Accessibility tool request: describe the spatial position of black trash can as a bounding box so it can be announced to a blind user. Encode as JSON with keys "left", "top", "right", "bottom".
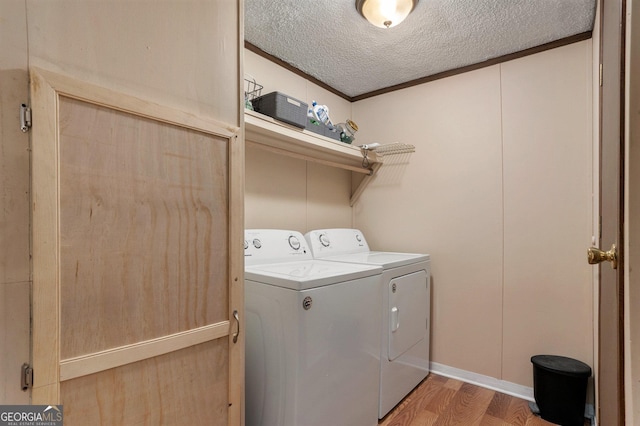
{"left": 531, "top": 355, "right": 591, "bottom": 426}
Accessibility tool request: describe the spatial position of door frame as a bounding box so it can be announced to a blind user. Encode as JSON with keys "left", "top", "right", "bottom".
{"left": 597, "top": 0, "right": 626, "bottom": 423}
{"left": 624, "top": 0, "right": 640, "bottom": 423}
{"left": 29, "top": 67, "right": 244, "bottom": 424}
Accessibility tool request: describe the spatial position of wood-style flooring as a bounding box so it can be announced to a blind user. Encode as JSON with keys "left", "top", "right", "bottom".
{"left": 379, "top": 373, "right": 589, "bottom": 426}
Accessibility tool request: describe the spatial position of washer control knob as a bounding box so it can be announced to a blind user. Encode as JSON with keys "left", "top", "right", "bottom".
{"left": 243, "top": 240, "right": 248, "bottom": 250}
{"left": 288, "top": 235, "right": 301, "bottom": 250}
{"left": 252, "top": 238, "right": 262, "bottom": 249}
{"left": 355, "top": 233, "right": 362, "bottom": 243}
{"left": 319, "top": 233, "right": 330, "bottom": 247}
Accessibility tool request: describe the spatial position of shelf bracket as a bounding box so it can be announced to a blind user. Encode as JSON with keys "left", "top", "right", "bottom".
{"left": 350, "top": 162, "right": 382, "bottom": 206}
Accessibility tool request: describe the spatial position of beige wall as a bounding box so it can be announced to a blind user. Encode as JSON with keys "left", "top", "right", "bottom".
{"left": 353, "top": 65, "right": 506, "bottom": 379}
{"left": 352, "top": 41, "right": 594, "bottom": 387}
{"left": 1, "top": 0, "right": 240, "bottom": 404}
{"left": 27, "top": 1, "right": 240, "bottom": 125}
{"left": 0, "top": 0, "right": 30, "bottom": 405}
{"left": 244, "top": 50, "right": 354, "bottom": 231}
{"left": 500, "top": 42, "right": 594, "bottom": 386}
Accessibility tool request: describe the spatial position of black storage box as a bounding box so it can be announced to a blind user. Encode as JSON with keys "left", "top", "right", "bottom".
{"left": 531, "top": 355, "right": 591, "bottom": 426}
{"left": 252, "top": 92, "right": 308, "bottom": 129}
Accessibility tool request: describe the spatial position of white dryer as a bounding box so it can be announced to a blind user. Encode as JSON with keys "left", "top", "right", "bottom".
{"left": 304, "top": 228, "right": 431, "bottom": 419}
{"left": 244, "top": 229, "right": 383, "bottom": 426}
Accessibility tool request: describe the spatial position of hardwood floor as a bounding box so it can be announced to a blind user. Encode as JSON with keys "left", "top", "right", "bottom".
{"left": 379, "top": 373, "right": 589, "bottom": 426}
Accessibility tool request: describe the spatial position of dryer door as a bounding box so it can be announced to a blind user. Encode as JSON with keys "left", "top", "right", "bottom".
{"left": 388, "top": 270, "right": 429, "bottom": 361}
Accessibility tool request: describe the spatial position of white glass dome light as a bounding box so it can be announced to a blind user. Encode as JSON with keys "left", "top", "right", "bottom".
{"left": 356, "top": 0, "right": 418, "bottom": 29}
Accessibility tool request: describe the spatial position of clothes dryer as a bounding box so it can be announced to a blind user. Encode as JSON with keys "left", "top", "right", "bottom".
{"left": 305, "top": 228, "right": 431, "bottom": 419}
{"left": 244, "top": 229, "right": 383, "bottom": 426}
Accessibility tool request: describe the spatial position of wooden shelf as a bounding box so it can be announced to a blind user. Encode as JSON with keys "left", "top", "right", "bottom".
{"left": 244, "top": 109, "right": 380, "bottom": 174}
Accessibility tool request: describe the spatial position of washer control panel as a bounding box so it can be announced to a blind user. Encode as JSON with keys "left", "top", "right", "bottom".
{"left": 304, "top": 228, "right": 370, "bottom": 258}
{"left": 244, "top": 229, "right": 312, "bottom": 265}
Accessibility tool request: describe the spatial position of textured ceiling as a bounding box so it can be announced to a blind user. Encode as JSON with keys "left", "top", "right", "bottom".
{"left": 245, "top": 0, "right": 597, "bottom": 99}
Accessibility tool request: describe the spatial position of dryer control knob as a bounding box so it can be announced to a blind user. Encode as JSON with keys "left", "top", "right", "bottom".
{"left": 252, "top": 238, "right": 262, "bottom": 249}
{"left": 319, "top": 233, "right": 330, "bottom": 247}
{"left": 288, "top": 235, "right": 301, "bottom": 250}
{"left": 243, "top": 240, "right": 248, "bottom": 250}
{"left": 355, "top": 234, "right": 362, "bottom": 242}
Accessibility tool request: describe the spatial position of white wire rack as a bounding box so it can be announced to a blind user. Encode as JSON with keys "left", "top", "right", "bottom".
{"left": 372, "top": 142, "right": 415, "bottom": 155}
{"left": 359, "top": 142, "right": 415, "bottom": 167}
{"left": 244, "top": 74, "right": 263, "bottom": 109}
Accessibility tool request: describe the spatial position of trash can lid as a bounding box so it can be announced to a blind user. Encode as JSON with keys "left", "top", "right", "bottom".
{"left": 531, "top": 355, "right": 592, "bottom": 378}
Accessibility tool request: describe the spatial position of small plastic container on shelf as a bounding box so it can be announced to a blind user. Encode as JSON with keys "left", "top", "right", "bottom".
{"left": 309, "top": 101, "right": 334, "bottom": 129}
{"left": 336, "top": 119, "right": 358, "bottom": 144}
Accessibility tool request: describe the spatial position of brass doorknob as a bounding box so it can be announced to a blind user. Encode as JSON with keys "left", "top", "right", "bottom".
{"left": 587, "top": 244, "right": 617, "bottom": 269}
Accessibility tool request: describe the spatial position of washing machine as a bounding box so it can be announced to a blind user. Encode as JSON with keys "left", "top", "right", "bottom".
{"left": 304, "top": 228, "right": 431, "bottom": 419}
{"left": 244, "top": 229, "right": 383, "bottom": 426}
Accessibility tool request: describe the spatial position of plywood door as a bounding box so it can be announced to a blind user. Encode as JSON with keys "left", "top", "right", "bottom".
{"left": 30, "top": 68, "right": 243, "bottom": 425}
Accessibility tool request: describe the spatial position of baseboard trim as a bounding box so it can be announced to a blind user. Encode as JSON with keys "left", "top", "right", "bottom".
{"left": 429, "top": 363, "right": 596, "bottom": 425}
{"left": 429, "top": 362, "right": 535, "bottom": 402}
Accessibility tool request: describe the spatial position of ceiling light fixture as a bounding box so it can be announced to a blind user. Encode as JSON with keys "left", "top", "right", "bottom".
{"left": 355, "top": 0, "right": 418, "bottom": 29}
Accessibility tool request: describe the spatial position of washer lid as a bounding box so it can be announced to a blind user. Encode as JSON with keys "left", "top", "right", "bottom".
{"left": 321, "top": 251, "right": 430, "bottom": 269}
{"left": 245, "top": 259, "right": 382, "bottom": 290}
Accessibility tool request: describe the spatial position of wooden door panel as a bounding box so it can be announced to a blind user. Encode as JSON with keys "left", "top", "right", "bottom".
{"left": 60, "top": 339, "right": 228, "bottom": 425}
{"left": 58, "top": 96, "right": 229, "bottom": 358}
{"left": 30, "top": 68, "right": 243, "bottom": 425}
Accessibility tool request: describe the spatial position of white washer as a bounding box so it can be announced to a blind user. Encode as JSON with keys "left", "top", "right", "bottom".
{"left": 304, "top": 228, "right": 431, "bottom": 419}
{"left": 244, "top": 229, "right": 383, "bottom": 426}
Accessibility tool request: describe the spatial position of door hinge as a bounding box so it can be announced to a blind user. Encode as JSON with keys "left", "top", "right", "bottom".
{"left": 599, "top": 63, "right": 603, "bottom": 87}
{"left": 599, "top": 215, "right": 602, "bottom": 240}
{"left": 21, "top": 363, "right": 33, "bottom": 391}
{"left": 20, "top": 104, "right": 32, "bottom": 133}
